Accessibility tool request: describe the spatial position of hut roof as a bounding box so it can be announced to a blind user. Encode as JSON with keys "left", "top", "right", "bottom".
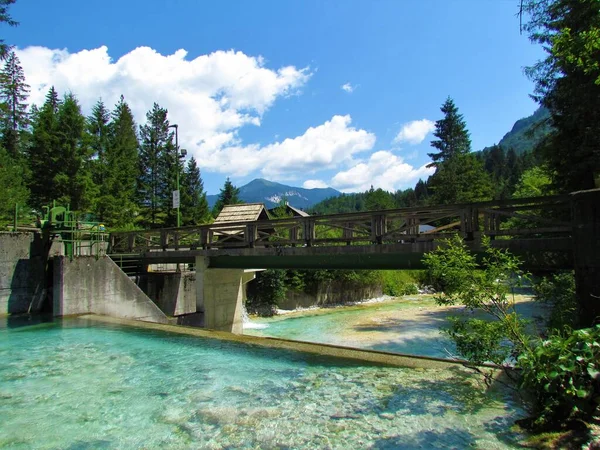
{"left": 213, "top": 203, "right": 269, "bottom": 224}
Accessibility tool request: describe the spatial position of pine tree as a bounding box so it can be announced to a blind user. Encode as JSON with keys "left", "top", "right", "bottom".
{"left": 212, "top": 177, "right": 241, "bottom": 217}
{"left": 96, "top": 95, "right": 139, "bottom": 227}
{"left": 0, "top": 0, "right": 17, "bottom": 60}
{"left": 87, "top": 100, "right": 110, "bottom": 191}
{"left": 427, "top": 97, "right": 471, "bottom": 168}
{"left": 138, "top": 103, "right": 176, "bottom": 227}
{"left": 0, "top": 50, "right": 29, "bottom": 158}
{"left": 54, "top": 92, "right": 94, "bottom": 211}
{"left": 28, "top": 87, "right": 60, "bottom": 208}
{"left": 180, "top": 156, "right": 210, "bottom": 225}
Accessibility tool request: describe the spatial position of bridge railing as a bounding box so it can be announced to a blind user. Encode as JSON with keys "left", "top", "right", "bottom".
{"left": 108, "top": 194, "right": 572, "bottom": 254}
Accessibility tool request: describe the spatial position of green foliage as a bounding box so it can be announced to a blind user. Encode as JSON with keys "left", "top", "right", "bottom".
{"left": 0, "top": 50, "right": 29, "bottom": 158}
{"left": 423, "top": 234, "right": 600, "bottom": 429}
{"left": 428, "top": 153, "right": 493, "bottom": 205}
{"left": 427, "top": 97, "right": 471, "bottom": 169}
{"left": 137, "top": 103, "right": 178, "bottom": 227}
{"left": 534, "top": 272, "right": 578, "bottom": 333}
{"left": 0, "top": 0, "right": 17, "bottom": 60}
{"left": 98, "top": 95, "right": 140, "bottom": 228}
{"left": 180, "top": 156, "right": 210, "bottom": 225}
{"left": 380, "top": 270, "right": 421, "bottom": 296}
{"left": 517, "top": 326, "right": 600, "bottom": 429}
{"left": 524, "top": 0, "right": 600, "bottom": 191}
{"left": 246, "top": 269, "right": 287, "bottom": 316}
{"left": 512, "top": 166, "right": 553, "bottom": 199}
{"left": 0, "top": 144, "right": 27, "bottom": 224}
{"left": 212, "top": 177, "right": 242, "bottom": 217}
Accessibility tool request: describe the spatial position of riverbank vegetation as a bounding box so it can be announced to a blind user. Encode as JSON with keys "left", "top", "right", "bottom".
{"left": 423, "top": 235, "right": 599, "bottom": 437}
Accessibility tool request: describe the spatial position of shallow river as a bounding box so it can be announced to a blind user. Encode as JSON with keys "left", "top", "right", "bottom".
{"left": 0, "top": 316, "right": 527, "bottom": 449}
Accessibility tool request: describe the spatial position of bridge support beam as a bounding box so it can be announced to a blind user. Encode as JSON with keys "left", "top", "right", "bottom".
{"left": 572, "top": 189, "right": 600, "bottom": 326}
{"left": 195, "top": 256, "right": 255, "bottom": 334}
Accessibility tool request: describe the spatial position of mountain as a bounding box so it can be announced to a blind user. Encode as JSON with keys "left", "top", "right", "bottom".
{"left": 487, "top": 106, "right": 552, "bottom": 154}
{"left": 207, "top": 178, "right": 341, "bottom": 210}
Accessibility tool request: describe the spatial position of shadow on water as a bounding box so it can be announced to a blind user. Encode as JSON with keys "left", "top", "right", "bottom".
{"left": 344, "top": 366, "right": 527, "bottom": 446}
{"left": 65, "top": 440, "right": 112, "bottom": 450}
{"left": 371, "top": 428, "right": 478, "bottom": 450}
{"left": 0, "top": 313, "right": 55, "bottom": 330}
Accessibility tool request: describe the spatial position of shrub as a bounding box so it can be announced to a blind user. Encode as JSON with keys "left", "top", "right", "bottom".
{"left": 534, "top": 272, "right": 579, "bottom": 333}
{"left": 246, "top": 269, "right": 287, "bottom": 316}
{"left": 517, "top": 326, "right": 600, "bottom": 429}
{"left": 422, "top": 235, "right": 600, "bottom": 430}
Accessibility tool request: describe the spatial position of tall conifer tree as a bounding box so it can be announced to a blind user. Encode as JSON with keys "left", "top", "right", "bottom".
{"left": 180, "top": 156, "right": 210, "bottom": 225}
{"left": 28, "top": 87, "right": 60, "bottom": 208}
{"left": 138, "top": 103, "right": 176, "bottom": 227}
{"left": 427, "top": 97, "right": 471, "bottom": 168}
{"left": 212, "top": 177, "right": 241, "bottom": 217}
{"left": 0, "top": 50, "right": 29, "bottom": 158}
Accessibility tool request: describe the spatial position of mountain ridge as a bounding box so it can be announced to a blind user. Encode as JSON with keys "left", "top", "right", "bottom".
{"left": 207, "top": 178, "right": 341, "bottom": 210}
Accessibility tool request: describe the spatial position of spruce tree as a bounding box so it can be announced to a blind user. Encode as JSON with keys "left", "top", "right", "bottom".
{"left": 0, "top": 50, "right": 29, "bottom": 158}
{"left": 0, "top": 144, "right": 27, "bottom": 223}
{"left": 28, "top": 87, "right": 60, "bottom": 208}
{"left": 427, "top": 97, "right": 471, "bottom": 168}
{"left": 96, "top": 95, "right": 139, "bottom": 227}
{"left": 212, "top": 177, "right": 241, "bottom": 217}
{"left": 54, "top": 92, "right": 94, "bottom": 211}
{"left": 138, "top": 103, "right": 176, "bottom": 227}
{"left": 87, "top": 100, "right": 110, "bottom": 191}
{"left": 180, "top": 156, "right": 210, "bottom": 225}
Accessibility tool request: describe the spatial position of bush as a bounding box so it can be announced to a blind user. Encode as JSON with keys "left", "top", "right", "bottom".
{"left": 422, "top": 235, "right": 600, "bottom": 430}
{"left": 246, "top": 269, "right": 287, "bottom": 317}
{"left": 534, "top": 272, "right": 578, "bottom": 333}
{"left": 518, "top": 326, "right": 600, "bottom": 429}
{"left": 380, "top": 270, "right": 422, "bottom": 296}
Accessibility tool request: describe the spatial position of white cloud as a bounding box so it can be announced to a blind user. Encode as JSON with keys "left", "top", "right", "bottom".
{"left": 17, "top": 44, "right": 311, "bottom": 164}
{"left": 198, "top": 114, "right": 376, "bottom": 177}
{"left": 341, "top": 82, "right": 354, "bottom": 93}
{"left": 393, "top": 119, "right": 435, "bottom": 145}
{"left": 302, "top": 179, "right": 328, "bottom": 189}
{"left": 331, "top": 151, "right": 434, "bottom": 192}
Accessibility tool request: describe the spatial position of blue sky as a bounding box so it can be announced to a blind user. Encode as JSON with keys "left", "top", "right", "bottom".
{"left": 5, "top": 0, "right": 544, "bottom": 194}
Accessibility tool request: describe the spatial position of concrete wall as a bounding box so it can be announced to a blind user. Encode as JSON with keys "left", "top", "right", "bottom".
{"left": 137, "top": 272, "right": 196, "bottom": 316}
{"left": 279, "top": 281, "right": 383, "bottom": 310}
{"left": 0, "top": 232, "right": 46, "bottom": 315}
{"left": 53, "top": 256, "right": 168, "bottom": 324}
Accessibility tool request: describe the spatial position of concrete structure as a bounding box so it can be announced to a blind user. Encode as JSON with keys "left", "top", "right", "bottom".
{"left": 137, "top": 271, "right": 196, "bottom": 316}
{"left": 195, "top": 256, "right": 256, "bottom": 334}
{"left": 0, "top": 232, "right": 48, "bottom": 315}
{"left": 53, "top": 256, "right": 168, "bottom": 324}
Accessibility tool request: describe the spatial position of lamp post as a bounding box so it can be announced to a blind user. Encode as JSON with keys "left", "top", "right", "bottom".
{"left": 168, "top": 124, "right": 180, "bottom": 228}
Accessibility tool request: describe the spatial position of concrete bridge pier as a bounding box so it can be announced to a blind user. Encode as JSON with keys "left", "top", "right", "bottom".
{"left": 195, "top": 256, "right": 257, "bottom": 334}
{"left": 572, "top": 189, "right": 600, "bottom": 326}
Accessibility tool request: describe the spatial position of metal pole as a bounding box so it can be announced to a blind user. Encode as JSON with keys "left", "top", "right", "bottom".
{"left": 169, "top": 124, "right": 180, "bottom": 228}
{"left": 175, "top": 124, "right": 180, "bottom": 228}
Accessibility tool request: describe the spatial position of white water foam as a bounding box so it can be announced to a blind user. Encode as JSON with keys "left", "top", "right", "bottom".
{"left": 241, "top": 305, "right": 268, "bottom": 330}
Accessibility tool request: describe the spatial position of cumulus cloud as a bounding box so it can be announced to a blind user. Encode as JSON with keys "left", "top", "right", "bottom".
{"left": 198, "top": 114, "right": 376, "bottom": 177}
{"left": 302, "top": 179, "right": 328, "bottom": 189}
{"left": 341, "top": 82, "right": 354, "bottom": 93}
{"left": 17, "top": 44, "right": 311, "bottom": 166}
{"left": 393, "top": 119, "right": 435, "bottom": 145}
{"left": 331, "top": 151, "right": 434, "bottom": 192}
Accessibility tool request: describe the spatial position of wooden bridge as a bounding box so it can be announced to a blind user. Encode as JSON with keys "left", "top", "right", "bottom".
{"left": 109, "top": 193, "right": 575, "bottom": 270}
{"left": 107, "top": 189, "right": 599, "bottom": 326}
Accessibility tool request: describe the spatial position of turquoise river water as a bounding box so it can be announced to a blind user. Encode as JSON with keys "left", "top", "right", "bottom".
{"left": 0, "top": 316, "right": 526, "bottom": 449}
